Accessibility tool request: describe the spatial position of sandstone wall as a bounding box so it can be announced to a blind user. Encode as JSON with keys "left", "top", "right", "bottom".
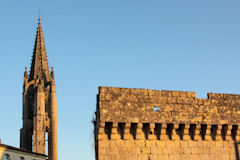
{"left": 98, "top": 139, "right": 238, "bottom": 160}
{"left": 95, "top": 87, "right": 240, "bottom": 160}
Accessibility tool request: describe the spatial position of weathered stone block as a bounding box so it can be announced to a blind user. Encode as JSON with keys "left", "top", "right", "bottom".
{"left": 134, "top": 140, "right": 145, "bottom": 147}
{"left": 158, "top": 154, "right": 169, "bottom": 160}
{"left": 180, "top": 154, "right": 190, "bottom": 160}
{"left": 106, "top": 147, "right": 118, "bottom": 155}
{"left": 191, "top": 147, "right": 202, "bottom": 154}
{"left": 146, "top": 140, "right": 156, "bottom": 147}
{"left": 162, "top": 147, "right": 172, "bottom": 154}
{"left": 137, "top": 154, "right": 148, "bottom": 160}
{"left": 148, "top": 154, "right": 159, "bottom": 160}
{"left": 155, "top": 141, "right": 165, "bottom": 148}
{"left": 183, "top": 147, "right": 191, "bottom": 154}
{"left": 173, "top": 147, "right": 184, "bottom": 154}
{"left": 215, "top": 141, "right": 223, "bottom": 147}
{"left": 115, "top": 139, "right": 124, "bottom": 147}
{"left": 188, "top": 141, "right": 198, "bottom": 148}
{"left": 201, "top": 147, "right": 210, "bottom": 154}
{"left": 180, "top": 141, "right": 188, "bottom": 147}
{"left": 169, "top": 154, "right": 181, "bottom": 160}
{"left": 150, "top": 147, "right": 162, "bottom": 154}
{"left": 128, "top": 154, "right": 138, "bottom": 160}
{"left": 140, "top": 146, "right": 151, "bottom": 154}
{"left": 189, "top": 154, "right": 201, "bottom": 160}
{"left": 229, "top": 154, "right": 236, "bottom": 160}
{"left": 124, "top": 140, "right": 134, "bottom": 147}
{"left": 220, "top": 154, "right": 230, "bottom": 160}
{"left": 170, "top": 141, "right": 180, "bottom": 148}
{"left": 131, "top": 146, "right": 141, "bottom": 154}
{"left": 200, "top": 154, "right": 209, "bottom": 160}
{"left": 209, "top": 154, "right": 220, "bottom": 160}
{"left": 98, "top": 140, "right": 109, "bottom": 147}
{"left": 109, "top": 140, "right": 115, "bottom": 147}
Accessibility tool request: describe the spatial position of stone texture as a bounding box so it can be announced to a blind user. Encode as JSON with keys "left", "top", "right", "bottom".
{"left": 95, "top": 86, "right": 240, "bottom": 160}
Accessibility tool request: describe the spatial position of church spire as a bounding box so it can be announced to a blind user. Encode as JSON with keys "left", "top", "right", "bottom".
{"left": 30, "top": 16, "right": 50, "bottom": 82}
{"left": 21, "top": 17, "right": 58, "bottom": 160}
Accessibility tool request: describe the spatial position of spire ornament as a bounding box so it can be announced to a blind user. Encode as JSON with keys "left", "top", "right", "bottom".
{"left": 30, "top": 16, "right": 50, "bottom": 82}
{"left": 51, "top": 67, "right": 55, "bottom": 79}
{"left": 24, "top": 67, "right": 28, "bottom": 79}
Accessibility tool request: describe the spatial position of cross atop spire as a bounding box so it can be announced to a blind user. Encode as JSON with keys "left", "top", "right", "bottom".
{"left": 30, "top": 16, "right": 50, "bottom": 82}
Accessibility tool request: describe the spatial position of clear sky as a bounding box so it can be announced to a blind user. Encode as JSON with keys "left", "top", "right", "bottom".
{"left": 1, "top": 0, "right": 240, "bottom": 159}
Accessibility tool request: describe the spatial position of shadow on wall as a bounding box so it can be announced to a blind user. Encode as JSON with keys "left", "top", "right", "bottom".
{"left": 235, "top": 141, "right": 240, "bottom": 160}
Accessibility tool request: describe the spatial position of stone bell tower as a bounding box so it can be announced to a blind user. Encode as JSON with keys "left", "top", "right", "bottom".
{"left": 20, "top": 17, "right": 58, "bottom": 160}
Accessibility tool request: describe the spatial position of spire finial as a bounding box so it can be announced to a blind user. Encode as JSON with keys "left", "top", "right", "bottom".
{"left": 30, "top": 15, "right": 50, "bottom": 82}
{"left": 38, "top": 15, "right": 41, "bottom": 24}
{"left": 38, "top": 10, "right": 41, "bottom": 21}
{"left": 24, "top": 67, "right": 28, "bottom": 79}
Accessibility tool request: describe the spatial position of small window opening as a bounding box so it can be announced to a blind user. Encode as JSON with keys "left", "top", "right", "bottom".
{"left": 153, "top": 107, "right": 159, "bottom": 111}
{"left": 166, "top": 123, "right": 174, "bottom": 140}
{"left": 4, "top": 154, "right": 10, "bottom": 160}
{"left": 201, "top": 124, "right": 207, "bottom": 140}
{"left": 176, "top": 124, "right": 185, "bottom": 140}
{"left": 130, "top": 123, "right": 137, "bottom": 139}
{"left": 221, "top": 124, "right": 228, "bottom": 140}
{"left": 143, "top": 123, "right": 150, "bottom": 139}
{"left": 189, "top": 124, "right": 196, "bottom": 140}
{"left": 19, "top": 157, "right": 25, "bottom": 160}
{"left": 104, "top": 122, "right": 113, "bottom": 140}
{"left": 117, "top": 123, "right": 125, "bottom": 139}
{"left": 154, "top": 123, "right": 162, "bottom": 140}
{"left": 232, "top": 125, "right": 238, "bottom": 141}
{"left": 211, "top": 125, "right": 218, "bottom": 140}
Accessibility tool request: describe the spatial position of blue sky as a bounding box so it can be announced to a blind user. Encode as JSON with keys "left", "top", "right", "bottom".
{"left": 1, "top": 0, "right": 240, "bottom": 159}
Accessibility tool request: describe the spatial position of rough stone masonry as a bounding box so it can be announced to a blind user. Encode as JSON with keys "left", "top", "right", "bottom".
{"left": 94, "top": 86, "right": 240, "bottom": 160}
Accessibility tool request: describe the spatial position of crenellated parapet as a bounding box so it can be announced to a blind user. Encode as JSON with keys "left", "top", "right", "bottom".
{"left": 98, "top": 86, "right": 240, "bottom": 125}
{"left": 97, "top": 122, "right": 240, "bottom": 142}
{"left": 95, "top": 86, "right": 240, "bottom": 160}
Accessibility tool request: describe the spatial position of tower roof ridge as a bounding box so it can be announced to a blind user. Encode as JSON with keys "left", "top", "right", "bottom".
{"left": 30, "top": 16, "right": 50, "bottom": 82}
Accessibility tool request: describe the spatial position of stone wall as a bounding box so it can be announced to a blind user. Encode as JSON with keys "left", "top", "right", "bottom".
{"left": 95, "top": 87, "right": 240, "bottom": 160}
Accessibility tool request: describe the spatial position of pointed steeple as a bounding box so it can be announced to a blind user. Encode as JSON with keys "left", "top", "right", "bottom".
{"left": 30, "top": 16, "right": 50, "bottom": 82}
